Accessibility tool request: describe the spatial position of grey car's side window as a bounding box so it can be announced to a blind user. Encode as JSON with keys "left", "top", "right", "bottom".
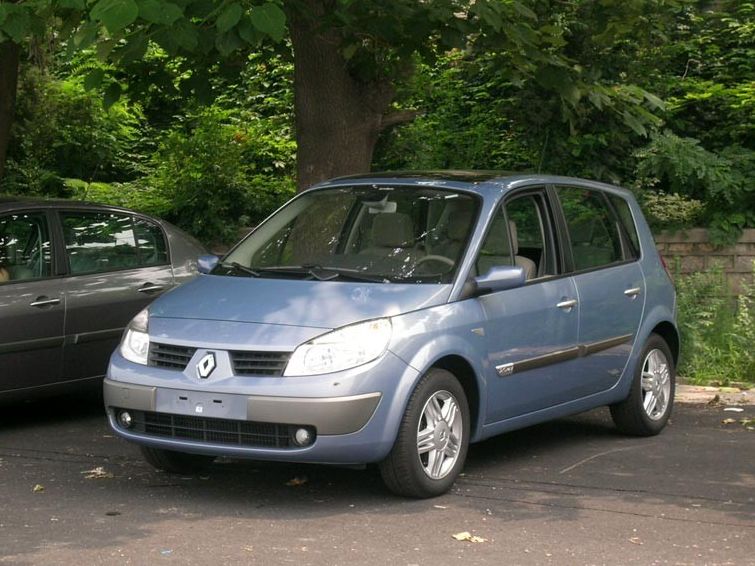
{"left": 134, "top": 218, "right": 169, "bottom": 266}
{"left": 62, "top": 212, "right": 139, "bottom": 274}
{"left": 0, "top": 212, "right": 53, "bottom": 284}
{"left": 557, "top": 186, "right": 624, "bottom": 271}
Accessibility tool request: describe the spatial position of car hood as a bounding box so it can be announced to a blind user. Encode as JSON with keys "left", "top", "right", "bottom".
{"left": 150, "top": 274, "right": 452, "bottom": 329}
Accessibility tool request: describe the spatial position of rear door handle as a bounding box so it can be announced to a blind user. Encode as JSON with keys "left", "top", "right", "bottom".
{"left": 624, "top": 287, "right": 642, "bottom": 298}
{"left": 138, "top": 283, "right": 164, "bottom": 294}
{"left": 556, "top": 299, "right": 578, "bottom": 310}
{"left": 30, "top": 296, "right": 61, "bottom": 308}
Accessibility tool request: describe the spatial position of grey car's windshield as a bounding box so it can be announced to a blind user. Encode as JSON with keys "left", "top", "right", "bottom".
{"left": 216, "top": 185, "right": 480, "bottom": 283}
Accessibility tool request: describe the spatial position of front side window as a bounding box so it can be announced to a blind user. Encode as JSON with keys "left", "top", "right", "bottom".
{"left": 219, "top": 186, "right": 481, "bottom": 284}
{"left": 62, "top": 212, "right": 139, "bottom": 274}
{"left": 557, "top": 186, "right": 624, "bottom": 271}
{"left": 0, "top": 212, "right": 52, "bottom": 283}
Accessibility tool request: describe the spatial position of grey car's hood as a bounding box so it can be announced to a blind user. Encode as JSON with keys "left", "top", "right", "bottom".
{"left": 149, "top": 274, "right": 451, "bottom": 329}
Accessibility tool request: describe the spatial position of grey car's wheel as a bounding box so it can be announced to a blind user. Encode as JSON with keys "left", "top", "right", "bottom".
{"left": 380, "top": 368, "right": 470, "bottom": 498}
{"left": 610, "top": 333, "right": 675, "bottom": 436}
{"left": 140, "top": 445, "right": 216, "bottom": 474}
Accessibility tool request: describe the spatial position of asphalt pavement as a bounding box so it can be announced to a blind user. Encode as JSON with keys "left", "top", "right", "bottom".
{"left": 0, "top": 391, "right": 753, "bottom": 565}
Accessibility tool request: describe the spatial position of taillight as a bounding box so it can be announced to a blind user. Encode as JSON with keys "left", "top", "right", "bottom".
{"left": 660, "top": 254, "right": 674, "bottom": 285}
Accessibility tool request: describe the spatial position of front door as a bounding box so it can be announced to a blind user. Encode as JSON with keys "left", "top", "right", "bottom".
{"left": 477, "top": 190, "right": 582, "bottom": 422}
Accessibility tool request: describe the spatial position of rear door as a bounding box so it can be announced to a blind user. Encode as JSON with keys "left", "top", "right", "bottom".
{"left": 57, "top": 209, "right": 174, "bottom": 380}
{"left": 0, "top": 210, "right": 64, "bottom": 392}
{"left": 554, "top": 185, "right": 645, "bottom": 396}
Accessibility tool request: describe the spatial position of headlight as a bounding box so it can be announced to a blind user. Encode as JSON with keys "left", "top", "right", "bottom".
{"left": 284, "top": 318, "right": 392, "bottom": 376}
{"left": 120, "top": 308, "right": 150, "bottom": 365}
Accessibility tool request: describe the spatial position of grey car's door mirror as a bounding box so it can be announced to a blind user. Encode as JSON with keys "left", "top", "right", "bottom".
{"left": 197, "top": 254, "right": 219, "bottom": 274}
{"left": 473, "top": 265, "right": 526, "bottom": 295}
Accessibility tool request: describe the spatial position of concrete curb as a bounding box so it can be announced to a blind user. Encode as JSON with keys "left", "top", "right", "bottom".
{"left": 676, "top": 384, "right": 754, "bottom": 406}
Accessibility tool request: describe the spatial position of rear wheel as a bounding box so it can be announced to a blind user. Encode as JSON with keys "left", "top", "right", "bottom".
{"left": 610, "top": 333, "right": 675, "bottom": 436}
{"left": 380, "top": 368, "right": 470, "bottom": 498}
{"left": 140, "top": 446, "right": 216, "bottom": 474}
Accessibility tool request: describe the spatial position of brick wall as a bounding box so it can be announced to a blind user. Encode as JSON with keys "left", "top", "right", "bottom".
{"left": 655, "top": 229, "right": 755, "bottom": 294}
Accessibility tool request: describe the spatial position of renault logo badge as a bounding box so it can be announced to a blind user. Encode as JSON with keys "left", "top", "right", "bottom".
{"left": 196, "top": 352, "right": 216, "bottom": 379}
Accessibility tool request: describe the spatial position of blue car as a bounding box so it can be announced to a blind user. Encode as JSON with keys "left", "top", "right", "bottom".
{"left": 105, "top": 172, "right": 678, "bottom": 498}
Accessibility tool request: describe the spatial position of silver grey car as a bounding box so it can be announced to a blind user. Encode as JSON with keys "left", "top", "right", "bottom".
{"left": 0, "top": 197, "right": 206, "bottom": 400}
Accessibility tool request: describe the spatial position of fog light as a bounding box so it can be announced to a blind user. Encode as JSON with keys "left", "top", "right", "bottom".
{"left": 118, "top": 410, "right": 133, "bottom": 429}
{"left": 293, "top": 427, "right": 313, "bottom": 447}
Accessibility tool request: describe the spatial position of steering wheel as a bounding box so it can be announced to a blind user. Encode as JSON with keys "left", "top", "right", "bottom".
{"left": 416, "top": 254, "right": 455, "bottom": 268}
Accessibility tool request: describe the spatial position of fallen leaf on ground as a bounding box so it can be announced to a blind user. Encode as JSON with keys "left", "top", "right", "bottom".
{"left": 452, "top": 531, "right": 487, "bottom": 543}
{"left": 433, "top": 505, "right": 447, "bottom": 510}
{"left": 285, "top": 476, "right": 308, "bottom": 487}
{"left": 629, "top": 537, "right": 643, "bottom": 545}
{"left": 721, "top": 418, "right": 737, "bottom": 425}
{"left": 81, "top": 466, "right": 114, "bottom": 479}
{"left": 32, "top": 484, "right": 45, "bottom": 493}
{"left": 723, "top": 407, "right": 744, "bottom": 412}
{"left": 740, "top": 418, "right": 755, "bottom": 427}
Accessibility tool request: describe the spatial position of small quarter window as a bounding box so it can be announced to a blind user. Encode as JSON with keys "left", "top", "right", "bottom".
{"left": 557, "top": 187, "right": 624, "bottom": 271}
{"left": 608, "top": 194, "right": 640, "bottom": 259}
{"left": 134, "top": 218, "right": 169, "bottom": 266}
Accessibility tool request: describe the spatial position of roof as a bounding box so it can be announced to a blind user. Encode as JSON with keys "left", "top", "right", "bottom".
{"left": 314, "top": 171, "right": 633, "bottom": 199}
{"left": 0, "top": 194, "right": 133, "bottom": 213}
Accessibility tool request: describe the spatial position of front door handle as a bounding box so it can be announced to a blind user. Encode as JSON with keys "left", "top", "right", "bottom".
{"left": 624, "top": 287, "right": 642, "bottom": 298}
{"left": 30, "top": 296, "right": 61, "bottom": 308}
{"left": 556, "top": 299, "right": 578, "bottom": 310}
{"left": 138, "top": 283, "right": 164, "bottom": 294}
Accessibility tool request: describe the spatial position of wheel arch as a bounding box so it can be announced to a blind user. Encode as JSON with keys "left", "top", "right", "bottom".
{"left": 650, "top": 321, "right": 680, "bottom": 367}
{"left": 429, "top": 354, "right": 482, "bottom": 441}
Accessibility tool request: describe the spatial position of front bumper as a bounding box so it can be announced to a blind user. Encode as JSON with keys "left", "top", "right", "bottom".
{"left": 105, "top": 349, "right": 420, "bottom": 464}
{"left": 104, "top": 378, "right": 381, "bottom": 435}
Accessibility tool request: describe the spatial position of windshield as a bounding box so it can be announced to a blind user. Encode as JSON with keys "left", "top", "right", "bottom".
{"left": 216, "top": 185, "right": 480, "bottom": 283}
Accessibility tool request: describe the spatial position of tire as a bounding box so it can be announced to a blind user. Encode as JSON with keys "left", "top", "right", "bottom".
{"left": 379, "top": 368, "right": 470, "bottom": 498}
{"left": 610, "top": 333, "right": 675, "bottom": 436}
{"left": 140, "top": 445, "right": 216, "bottom": 474}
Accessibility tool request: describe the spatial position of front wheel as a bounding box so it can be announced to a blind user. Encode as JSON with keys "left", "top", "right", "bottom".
{"left": 140, "top": 445, "right": 216, "bottom": 474}
{"left": 610, "top": 333, "right": 675, "bottom": 436}
{"left": 379, "top": 368, "right": 470, "bottom": 498}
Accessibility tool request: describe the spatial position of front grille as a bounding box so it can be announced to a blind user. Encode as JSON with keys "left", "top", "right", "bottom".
{"left": 230, "top": 351, "right": 290, "bottom": 376}
{"left": 149, "top": 343, "right": 196, "bottom": 370}
{"left": 119, "top": 409, "right": 312, "bottom": 449}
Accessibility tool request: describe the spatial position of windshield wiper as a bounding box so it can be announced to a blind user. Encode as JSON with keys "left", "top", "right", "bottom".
{"left": 217, "top": 261, "right": 260, "bottom": 277}
{"left": 256, "top": 265, "right": 389, "bottom": 283}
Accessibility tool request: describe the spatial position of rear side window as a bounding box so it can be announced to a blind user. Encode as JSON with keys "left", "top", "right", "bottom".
{"left": 62, "top": 212, "right": 168, "bottom": 274}
{"left": 556, "top": 187, "right": 624, "bottom": 271}
{"left": 0, "top": 212, "right": 52, "bottom": 283}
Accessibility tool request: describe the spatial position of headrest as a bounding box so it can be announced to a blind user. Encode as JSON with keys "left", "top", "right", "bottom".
{"left": 371, "top": 213, "right": 415, "bottom": 248}
{"left": 447, "top": 205, "right": 475, "bottom": 241}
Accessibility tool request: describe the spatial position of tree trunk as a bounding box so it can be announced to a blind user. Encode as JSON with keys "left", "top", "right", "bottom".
{"left": 288, "top": 1, "right": 396, "bottom": 191}
{"left": 0, "top": 40, "right": 20, "bottom": 182}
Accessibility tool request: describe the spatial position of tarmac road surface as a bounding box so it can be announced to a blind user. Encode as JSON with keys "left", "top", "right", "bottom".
{"left": 0, "top": 391, "right": 753, "bottom": 565}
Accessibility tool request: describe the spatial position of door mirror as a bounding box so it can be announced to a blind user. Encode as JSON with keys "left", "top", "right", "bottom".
{"left": 474, "top": 265, "right": 526, "bottom": 295}
{"left": 197, "top": 254, "right": 219, "bottom": 274}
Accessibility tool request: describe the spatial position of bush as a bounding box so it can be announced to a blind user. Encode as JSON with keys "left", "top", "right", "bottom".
{"left": 676, "top": 264, "right": 755, "bottom": 386}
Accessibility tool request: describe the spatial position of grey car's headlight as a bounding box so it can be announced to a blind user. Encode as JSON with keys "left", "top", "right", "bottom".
{"left": 284, "top": 318, "right": 392, "bottom": 376}
{"left": 120, "top": 308, "right": 150, "bottom": 365}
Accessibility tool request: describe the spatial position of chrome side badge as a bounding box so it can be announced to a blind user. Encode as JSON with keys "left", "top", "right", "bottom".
{"left": 196, "top": 352, "right": 216, "bottom": 379}
{"left": 496, "top": 363, "right": 514, "bottom": 377}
